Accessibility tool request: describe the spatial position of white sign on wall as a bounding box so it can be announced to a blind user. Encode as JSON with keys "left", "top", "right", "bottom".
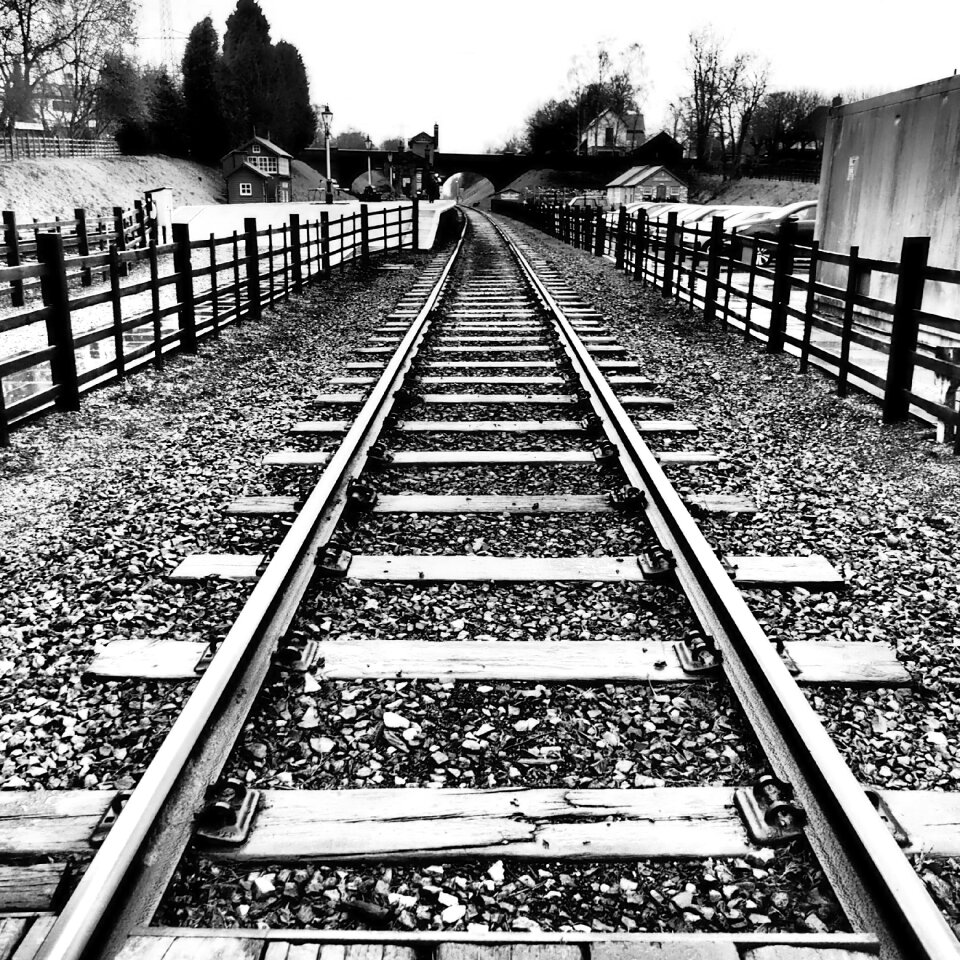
{"left": 847, "top": 156, "right": 860, "bottom": 181}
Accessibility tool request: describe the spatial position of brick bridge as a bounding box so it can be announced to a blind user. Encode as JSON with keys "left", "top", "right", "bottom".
{"left": 299, "top": 147, "right": 632, "bottom": 194}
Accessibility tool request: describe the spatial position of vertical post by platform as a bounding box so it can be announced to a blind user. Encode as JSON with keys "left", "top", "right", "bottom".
{"left": 75, "top": 207, "right": 91, "bottom": 286}
{"left": 172, "top": 222, "right": 198, "bottom": 352}
{"left": 3, "top": 210, "right": 24, "bottom": 307}
{"left": 320, "top": 212, "right": 331, "bottom": 275}
{"left": 836, "top": 246, "right": 861, "bottom": 396}
{"left": 614, "top": 205, "right": 627, "bottom": 270}
{"left": 883, "top": 236, "right": 930, "bottom": 423}
{"left": 360, "top": 203, "right": 370, "bottom": 266}
{"left": 37, "top": 232, "right": 80, "bottom": 411}
{"left": 113, "top": 206, "right": 129, "bottom": 277}
{"left": 662, "top": 212, "right": 678, "bottom": 296}
{"left": 289, "top": 214, "right": 303, "bottom": 291}
{"left": 243, "top": 217, "right": 262, "bottom": 322}
{"left": 702, "top": 216, "right": 725, "bottom": 324}
{"left": 0, "top": 377, "right": 9, "bottom": 446}
{"left": 411, "top": 198, "right": 420, "bottom": 251}
{"left": 766, "top": 220, "right": 796, "bottom": 354}
{"left": 799, "top": 240, "right": 820, "bottom": 373}
{"left": 108, "top": 244, "right": 125, "bottom": 376}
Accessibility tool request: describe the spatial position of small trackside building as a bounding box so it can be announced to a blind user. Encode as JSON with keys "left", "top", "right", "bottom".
{"left": 606, "top": 165, "right": 687, "bottom": 207}
{"left": 221, "top": 135, "right": 293, "bottom": 204}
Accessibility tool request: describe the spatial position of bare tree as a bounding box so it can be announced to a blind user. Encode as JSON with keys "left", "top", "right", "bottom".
{"left": 720, "top": 55, "right": 769, "bottom": 175}
{"left": 684, "top": 27, "right": 726, "bottom": 162}
{"left": 0, "top": 0, "right": 135, "bottom": 135}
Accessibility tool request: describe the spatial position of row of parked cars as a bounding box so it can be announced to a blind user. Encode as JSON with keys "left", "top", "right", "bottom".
{"left": 614, "top": 198, "right": 819, "bottom": 263}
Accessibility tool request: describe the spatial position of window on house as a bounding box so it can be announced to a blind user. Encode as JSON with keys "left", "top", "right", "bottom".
{"left": 239, "top": 182, "right": 253, "bottom": 196}
{"left": 248, "top": 155, "right": 278, "bottom": 174}
{"left": 251, "top": 144, "right": 261, "bottom": 153}
{"left": 669, "top": 186, "right": 680, "bottom": 198}
{"left": 604, "top": 126, "right": 614, "bottom": 147}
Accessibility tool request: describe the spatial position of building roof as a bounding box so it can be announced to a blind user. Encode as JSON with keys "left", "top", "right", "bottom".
{"left": 409, "top": 131, "right": 435, "bottom": 143}
{"left": 225, "top": 161, "right": 272, "bottom": 181}
{"left": 605, "top": 165, "right": 684, "bottom": 188}
{"left": 220, "top": 135, "right": 293, "bottom": 163}
{"left": 585, "top": 108, "right": 645, "bottom": 134}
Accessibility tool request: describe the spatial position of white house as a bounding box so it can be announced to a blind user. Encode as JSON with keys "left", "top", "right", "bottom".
{"left": 580, "top": 109, "right": 645, "bottom": 156}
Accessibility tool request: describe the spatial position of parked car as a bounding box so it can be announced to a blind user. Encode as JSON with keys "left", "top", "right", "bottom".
{"left": 567, "top": 195, "right": 609, "bottom": 210}
{"left": 734, "top": 200, "right": 818, "bottom": 263}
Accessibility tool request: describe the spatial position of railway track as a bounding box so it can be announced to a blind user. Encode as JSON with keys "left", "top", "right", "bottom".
{"left": 3, "top": 208, "right": 960, "bottom": 960}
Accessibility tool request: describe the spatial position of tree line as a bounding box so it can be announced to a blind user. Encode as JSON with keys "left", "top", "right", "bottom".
{"left": 0, "top": 0, "right": 316, "bottom": 161}
{"left": 507, "top": 31, "right": 829, "bottom": 174}
{"left": 669, "top": 28, "right": 826, "bottom": 173}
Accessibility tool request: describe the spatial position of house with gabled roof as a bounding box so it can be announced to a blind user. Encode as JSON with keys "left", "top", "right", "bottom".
{"left": 580, "top": 109, "right": 645, "bottom": 156}
{"left": 605, "top": 165, "right": 687, "bottom": 206}
{"left": 221, "top": 135, "right": 293, "bottom": 203}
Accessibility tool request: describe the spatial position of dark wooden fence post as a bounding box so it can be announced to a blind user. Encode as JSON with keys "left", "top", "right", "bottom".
{"left": 766, "top": 220, "right": 796, "bottom": 353}
{"left": 634, "top": 210, "right": 647, "bottom": 281}
{"left": 149, "top": 240, "right": 163, "bottom": 367}
{"left": 702, "top": 216, "right": 725, "bottom": 324}
{"left": 799, "top": 240, "right": 820, "bottom": 373}
{"left": 75, "top": 207, "right": 91, "bottom": 286}
{"left": 289, "top": 214, "right": 303, "bottom": 291}
{"left": 172, "top": 222, "right": 198, "bottom": 352}
{"left": 108, "top": 244, "right": 125, "bottom": 376}
{"left": 411, "top": 198, "right": 419, "bottom": 250}
{"left": 662, "top": 212, "right": 678, "bottom": 296}
{"left": 836, "top": 246, "right": 860, "bottom": 396}
{"left": 36, "top": 232, "right": 80, "bottom": 411}
{"left": 360, "top": 203, "right": 370, "bottom": 266}
{"left": 113, "top": 206, "right": 129, "bottom": 277}
{"left": 883, "top": 236, "right": 930, "bottom": 423}
{"left": 593, "top": 209, "right": 605, "bottom": 257}
{"left": 0, "top": 382, "right": 9, "bottom": 447}
{"left": 320, "top": 212, "right": 331, "bottom": 275}
{"left": 614, "top": 205, "right": 627, "bottom": 270}
{"left": 134, "top": 199, "right": 147, "bottom": 248}
{"left": 3, "top": 210, "right": 24, "bottom": 307}
{"left": 243, "top": 217, "right": 261, "bottom": 322}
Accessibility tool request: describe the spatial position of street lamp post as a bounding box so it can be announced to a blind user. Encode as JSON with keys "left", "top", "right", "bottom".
{"left": 320, "top": 103, "right": 333, "bottom": 204}
{"left": 364, "top": 135, "right": 373, "bottom": 193}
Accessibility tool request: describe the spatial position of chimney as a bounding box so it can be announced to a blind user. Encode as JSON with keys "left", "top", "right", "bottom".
{"left": 433, "top": 123, "right": 439, "bottom": 149}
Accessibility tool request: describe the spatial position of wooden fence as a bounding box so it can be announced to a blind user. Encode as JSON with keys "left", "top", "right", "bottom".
{"left": 0, "top": 135, "right": 120, "bottom": 162}
{"left": 2, "top": 204, "right": 147, "bottom": 306}
{"left": 0, "top": 202, "right": 416, "bottom": 444}
{"left": 493, "top": 200, "right": 960, "bottom": 453}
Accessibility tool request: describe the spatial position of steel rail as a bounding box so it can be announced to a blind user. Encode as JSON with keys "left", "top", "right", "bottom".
{"left": 484, "top": 211, "right": 960, "bottom": 960}
{"left": 37, "top": 215, "right": 469, "bottom": 960}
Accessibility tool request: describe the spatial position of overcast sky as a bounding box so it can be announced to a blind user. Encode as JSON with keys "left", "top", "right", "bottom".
{"left": 137, "top": 0, "right": 960, "bottom": 153}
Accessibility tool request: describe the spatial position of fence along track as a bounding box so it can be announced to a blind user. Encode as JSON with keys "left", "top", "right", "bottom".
{"left": 11, "top": 208, "right": 958, "bottom": 960}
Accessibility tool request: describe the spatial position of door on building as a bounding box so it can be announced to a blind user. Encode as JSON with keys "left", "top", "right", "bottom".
{"left": 278, "top": 184, "right": 289, "bottom": 203}
{"left": 656, "top": 183, "right": 666, "bottom": 200}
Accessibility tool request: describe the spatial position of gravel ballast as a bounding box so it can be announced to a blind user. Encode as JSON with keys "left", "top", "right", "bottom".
{"left": 4, "top": 210, "right": 960, "bottom": 938}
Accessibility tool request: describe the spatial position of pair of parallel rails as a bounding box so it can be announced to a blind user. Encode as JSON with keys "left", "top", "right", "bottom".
{"left": 2, "top": 209, "right": 958, "bottom": 960}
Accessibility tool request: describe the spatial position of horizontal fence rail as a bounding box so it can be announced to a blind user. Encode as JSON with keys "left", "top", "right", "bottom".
{"left": 491, "top": 199, "right": 960, "bottom": 454}
{"left": 0, "top": 202, "right": 416, "bottom": 444}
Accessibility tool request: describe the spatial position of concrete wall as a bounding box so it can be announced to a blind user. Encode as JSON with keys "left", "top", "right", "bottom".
{"left": 818, "top": 74, "right": 960, "bottom": 317}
